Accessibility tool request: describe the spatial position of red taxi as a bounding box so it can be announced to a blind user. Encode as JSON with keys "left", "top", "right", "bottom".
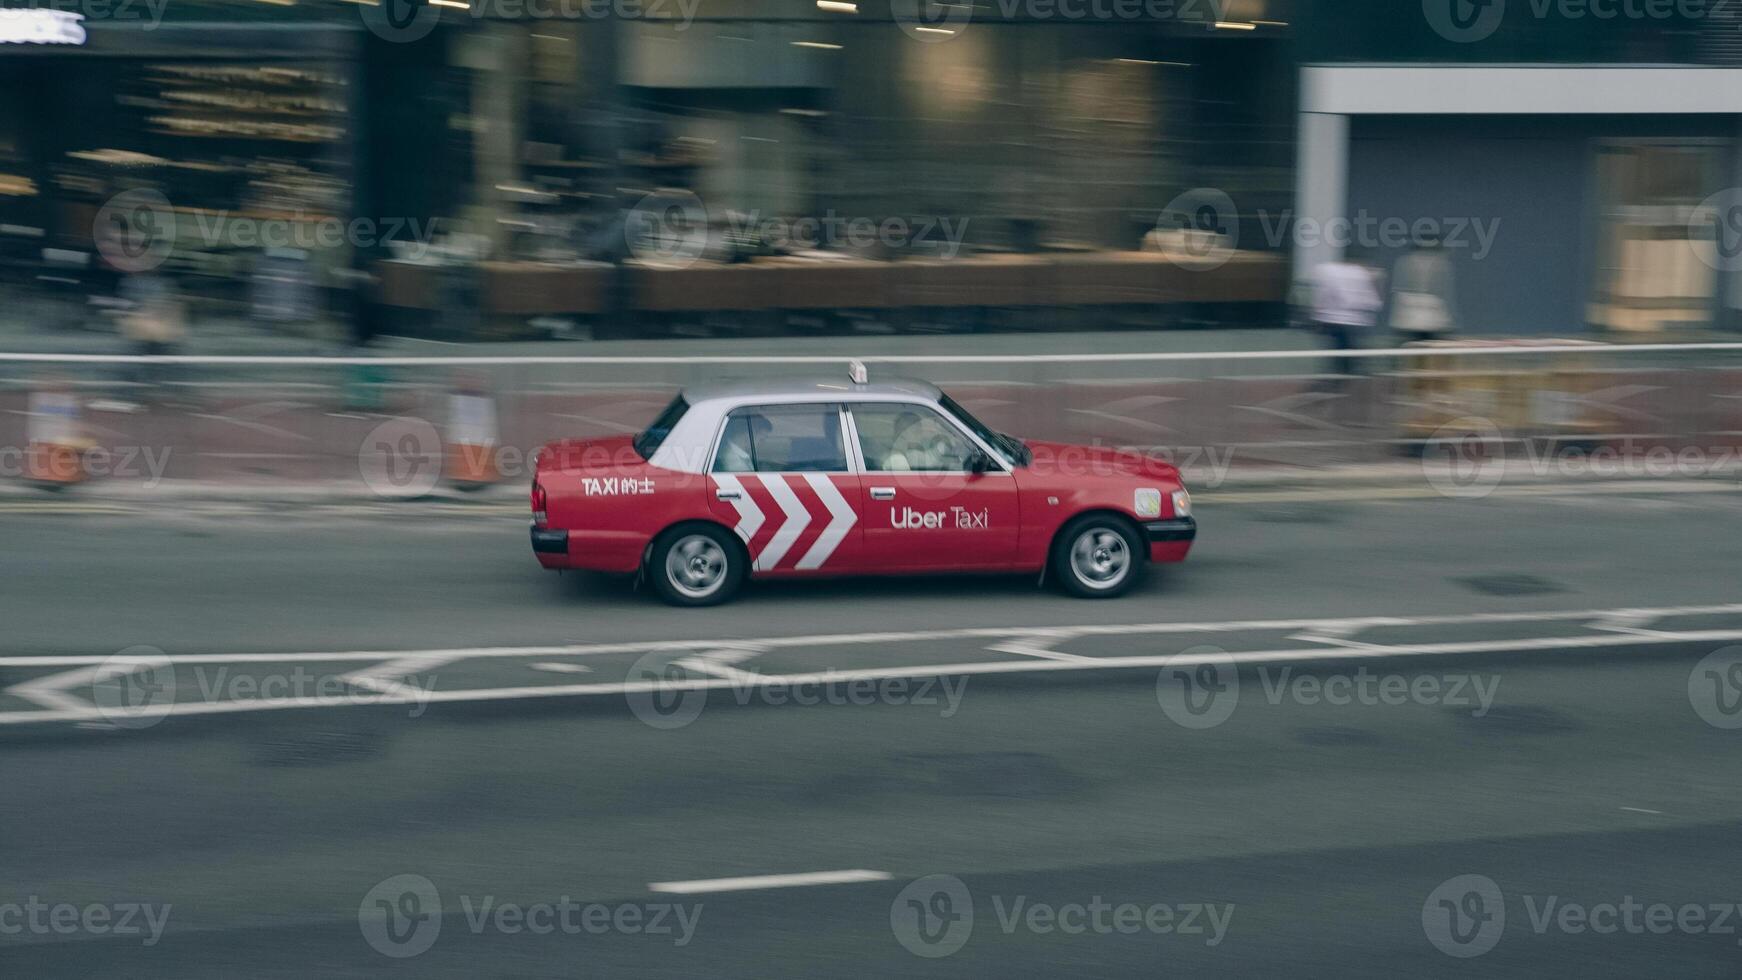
{"left": 530, "top": 374, "right": 1195, "bottom": 605}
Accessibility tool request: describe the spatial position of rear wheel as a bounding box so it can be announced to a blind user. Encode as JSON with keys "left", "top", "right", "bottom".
{"left": 649, "top": 525, "right": 746, "bottom": 606}
{"left": 1051, "top": 515, "right": 1145, "bottom": 598}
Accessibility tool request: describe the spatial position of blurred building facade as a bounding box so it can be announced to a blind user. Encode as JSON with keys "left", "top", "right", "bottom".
{"left": 0, "top": 0, "right": 1298, "bottom": 340}
{"left": 1297, "top": 0, "right": 1742, "bottom": 336}
{"left": 21, "top": 0, "right": 1742, "bottom": 340}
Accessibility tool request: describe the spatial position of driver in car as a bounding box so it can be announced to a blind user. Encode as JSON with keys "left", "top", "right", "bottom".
{"left": 886, "top": 411, "right": 961, "bottom": 471}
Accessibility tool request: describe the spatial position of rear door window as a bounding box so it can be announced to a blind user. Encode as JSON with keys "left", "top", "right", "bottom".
{"left": 712, "top": 404, "right": 848, "bottom": 473}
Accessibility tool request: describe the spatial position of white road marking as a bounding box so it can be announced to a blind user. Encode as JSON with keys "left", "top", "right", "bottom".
{"left": 530, "top": 662, "right": 594, "bottom": 674}
{"left": 5, "top": 603, "right": 1742, "bottom": 671}
{"left": 1619, "top": 807, "right": 1664, "bottom": 815}
{"left": 4, "top": 603, "right": 1742, "bottom": 726}
{"left": 754, "top": 475, "right": 810, "bottom": 571}
{"left": 986, "top": 638, "right": 1095, "bottom": 663}
{"left": 340, "top": 654, "right": 465, "bottom": 698}
{"left": 795, "top": 473, "right": 856, "bottom": 570}
{"left": 649, "top": 870, "right": 891, "bottom": 894}
{"left": 670, "top": 647, "right": 764, "bottom": 682}
{"left": 9, "top": 665, "right": 113, "bottom": 714}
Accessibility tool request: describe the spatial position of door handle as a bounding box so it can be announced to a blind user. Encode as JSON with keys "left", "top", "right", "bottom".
{"left": 715, "top": 489, "right": 742, "bottom": 500}
{"left": 870, "top": 487, "right": 896, "bottom": 500}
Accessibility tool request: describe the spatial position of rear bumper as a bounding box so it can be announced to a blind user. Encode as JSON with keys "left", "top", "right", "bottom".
{"left": 531, "top": 525, "right": 569, "bottom": 565}
{"left": 1143, "top": 517, "right": 1196, "bottom": 563}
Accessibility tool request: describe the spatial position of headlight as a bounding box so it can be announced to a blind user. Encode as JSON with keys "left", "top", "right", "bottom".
{"left": 1171, "top": 489, "right": 1192, "bottom": 517}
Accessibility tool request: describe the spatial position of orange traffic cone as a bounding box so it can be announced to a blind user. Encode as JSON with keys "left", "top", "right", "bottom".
{"left": 444, "top": 382, "right": 500, "bottom": 491}
{"left": 26, "top": 385, "right": 89, "bottom": 487}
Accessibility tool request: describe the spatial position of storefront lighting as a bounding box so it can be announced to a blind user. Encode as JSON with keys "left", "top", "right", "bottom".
{"left": 429, "top": 0, "right": 469, "bottom": 8}
{"left": 816, "top": 1, "right": 858, "bottom": 10}
{"left": 913, "top": 26, "right": 955, "bottom": 36}
{"left": 1116, "top": 59, "right": 1189, "bottom": 66}
{"left": 1213, "top": 21, "right": 1257, "bottom": 29}
{"left": 792, "top": 41, "right": 843, "bottom": 49}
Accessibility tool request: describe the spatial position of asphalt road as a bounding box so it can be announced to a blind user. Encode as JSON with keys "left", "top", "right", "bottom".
{"left": 3, "top": 487, "right": 1742, "bottom": 976}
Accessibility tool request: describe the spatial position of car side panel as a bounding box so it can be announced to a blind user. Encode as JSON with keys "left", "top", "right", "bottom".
{"left": 709, "top": 472, "right": 866, "bottom": 577}
{"left": 540, "top": 463, "right": 710, "bottom": 573}
{"left": 1012, "top": 450, "right": 1191, "bottom": 569}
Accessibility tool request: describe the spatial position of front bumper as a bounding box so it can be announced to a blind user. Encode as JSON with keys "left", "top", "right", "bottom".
{"left": 1142, "top": 517, "right": 1197, "bottom": 543}
{"left": 1142, "top": 516, "right": 1196, "bottom": 563}
{"left": 530, "top": 525, "right": 569, "bottom": 556}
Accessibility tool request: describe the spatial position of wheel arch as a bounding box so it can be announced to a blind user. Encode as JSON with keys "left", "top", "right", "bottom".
{"left": 642, "top": 518, "right": 750, "bottom": 572}
{"left": 1048, "top": 508, "right": 1148, "bottom": 563}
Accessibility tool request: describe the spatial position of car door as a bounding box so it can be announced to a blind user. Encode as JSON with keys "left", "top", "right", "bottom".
{"left": 849, "top": 401, "right": 1020, "bottom": 572}
{"left": 706, "top": 403, "right": 864, "bottom": 575}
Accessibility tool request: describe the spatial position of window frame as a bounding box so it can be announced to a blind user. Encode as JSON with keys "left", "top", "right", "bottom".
{"left": 845, "top": 400, "right": 1013, "bottom": 476}
{"left": 706, "top": 401, "right": 854, "bottom": 475}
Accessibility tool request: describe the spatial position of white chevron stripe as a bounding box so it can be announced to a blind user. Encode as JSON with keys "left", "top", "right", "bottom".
{"left": 796, "top": 473, "right": 857, "bottom": 570}
{"left": 754, "top": 474, "right": 810, "bottom": 571}
{"left": 712, "top": 474, "right": 764, "bottom": 545}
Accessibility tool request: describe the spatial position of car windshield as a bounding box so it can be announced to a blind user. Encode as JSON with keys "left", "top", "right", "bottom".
{"left": 938, "top": 392, "right": 1030, "bottom": 467}
{"left": 633, "top": 395, "right": 689, "bottom": 459}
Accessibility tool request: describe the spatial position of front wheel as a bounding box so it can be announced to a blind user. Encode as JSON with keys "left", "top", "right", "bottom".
{"left": 649, "top": 525, "right": 746, "bottom": 606}
{"left": 1051, "top": 516, "right": 1145, "bottom": 598}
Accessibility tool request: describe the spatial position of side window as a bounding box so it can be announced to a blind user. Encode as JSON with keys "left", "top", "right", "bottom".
{"left": 712, "top": 404, "right": 848, "bottom": 473}
{"left": 852, "top": 403, "right": 978, "bottom": 472}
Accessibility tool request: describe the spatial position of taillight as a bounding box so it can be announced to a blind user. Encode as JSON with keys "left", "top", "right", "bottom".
{"left": 531, "top": 482, "right": 548, "bottom": 525}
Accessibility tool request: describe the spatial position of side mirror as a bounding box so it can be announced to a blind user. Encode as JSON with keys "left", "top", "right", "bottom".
{"left": 968, "top": 452, "right": 992, "bottom": 475}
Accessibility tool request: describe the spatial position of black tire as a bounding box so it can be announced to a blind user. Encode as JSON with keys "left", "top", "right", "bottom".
{"left": 648, "top": 524, "right": 746, "bottom": 607}
{"left": 1050, "top": 514, "right": 1146, "bottom": 599}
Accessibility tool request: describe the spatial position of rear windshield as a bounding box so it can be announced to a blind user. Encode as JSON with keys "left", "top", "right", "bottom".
{"left": 633, "top": 395, "right": 689, "bottom": 459}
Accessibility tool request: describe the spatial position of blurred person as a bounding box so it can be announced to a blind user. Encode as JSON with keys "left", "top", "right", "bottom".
{"left": 1310, "top": 249, "right": 1384, "bottom": 379}
{"left": 715, "top": 414, "right": 772, "bottom": 473}
{"left": 117, "top": 269, "right": 186, "bottom": 393}
{"left": 887, "top": 410, "right": 958, "bottom": 471}
{"left": 337, "top": 261, "right": 387, "bottom": 411}
{"left": 1388, "top": 238, "right": 1458, "bottom": 344}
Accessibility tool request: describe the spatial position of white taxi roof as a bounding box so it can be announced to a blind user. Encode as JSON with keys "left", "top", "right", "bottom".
{"left": 681, "top": 376, "right": 943, "bottom": 409}
{"left": 646, "top": 376, "right": 953, "bottom": 473}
